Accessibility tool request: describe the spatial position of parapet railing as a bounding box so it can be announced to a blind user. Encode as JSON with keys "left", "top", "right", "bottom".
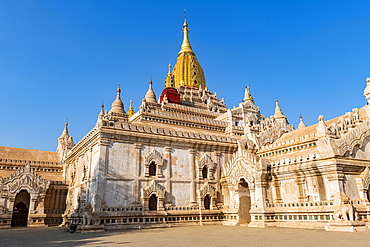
{"left": 267, "top": 201, "right": 334, "bottom": 208}
{"left": 101, "top": 207, "right": 143, "bottom": 212}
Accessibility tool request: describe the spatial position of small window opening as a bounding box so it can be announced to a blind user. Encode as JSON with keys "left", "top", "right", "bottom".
{"left": 202, "top": 166, "right": 208, "bottom": 179}
{"left": 149, "top": 161, "right": 156, "bottom": 176}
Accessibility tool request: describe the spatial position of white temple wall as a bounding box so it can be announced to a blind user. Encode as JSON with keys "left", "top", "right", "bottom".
{"left": 344, "top": 174, "right": 360, "bottom": 199}
{"left": 280, "top": 179, "right": 299, "bottom": 203}
{"left": 105, "top": 180, "right": 134, "bottom": 207}
{"left": 171, "top": 148, "right": 190, "bottom": 178}
{"left": 107, "top": 142, "right": 134, "bottom": 177}
{"left": 305, "top": 176, "right": 320, "bottom": 202}
{"left": 171, "top": 182, "right": 191, "bottom": 206}
{"left": 265, "top": 181, "right": 273, "bottom": 204}
{"left": 91, "top": 144, "right": 101, "bottom": 179}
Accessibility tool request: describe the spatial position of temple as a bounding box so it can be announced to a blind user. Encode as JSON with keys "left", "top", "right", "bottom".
{"left": 1, "top": 17, "right": 370, "bottom": 232}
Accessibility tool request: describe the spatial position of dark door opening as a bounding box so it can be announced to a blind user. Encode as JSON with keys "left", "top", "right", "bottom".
{"left": 11, "top": 202, "right": 29, "bottom": 227}
{"left": 204, "top": 195, "right": 211, "bottom": 209}
{"left": 149, "top": 194, "right": 157, "bottom": 210}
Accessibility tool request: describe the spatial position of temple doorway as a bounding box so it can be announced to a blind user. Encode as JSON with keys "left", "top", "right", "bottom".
{"left": 238, "top": 179, "right": 251, "bottom": 224}
{"left": 149, "top": 194, "right": 157, "bottom": 210}
{"left": 204, "top": 195, "right": 211, "bottom": 209}
{"left": 11, "top": 190, "right": 30, "bottom": 227}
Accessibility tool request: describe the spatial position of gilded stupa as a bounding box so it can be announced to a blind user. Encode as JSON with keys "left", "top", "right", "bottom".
{"left": 165, "top": 16, "right": 206, "bottom": 89}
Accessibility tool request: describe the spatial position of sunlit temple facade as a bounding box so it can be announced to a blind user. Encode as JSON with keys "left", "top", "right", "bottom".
{"left": 2, "top": 18, "right": 370, "bottom": 231}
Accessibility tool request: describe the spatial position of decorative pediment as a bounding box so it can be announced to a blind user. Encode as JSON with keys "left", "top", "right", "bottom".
{"left": 142, "top": 180, "right": 165, "bottom": 199}
{"left": 1, "top": 164, "right": 50, "bottom": 195}
{"left": 198, "top": 154, "right": 215, "bottom": 169}
{"left": 222, "top": 145, "right": 264, "bottom": 188}
{"left": 199, "top": 182, "right": 217, "bottom": 198}
{"left": 144, "top": 149, "right": 164, "bottom": 166}
{"left": 144, "top": 149, "right": 164, "bottom": 177}
{"left": 336, "top": 119, "right": 370, "bottom": 157}
{"left": 256, "top": 122, "right": 294, "bottom": 147}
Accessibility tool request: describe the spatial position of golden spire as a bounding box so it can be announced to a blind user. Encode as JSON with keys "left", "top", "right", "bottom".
{"left": 127, "top": 99, "right": 135, "bottom": 117}
{"left": 168, "top": 62, "right": 171, "bottom": 74}
{"left": 179, "top": 10, "right": 194, "bottom": 55}
{"left": 170, "top": 12, "right": 206, "bottom": 89}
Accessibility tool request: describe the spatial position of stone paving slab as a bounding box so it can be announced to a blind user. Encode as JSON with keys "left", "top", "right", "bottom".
{"left": 1, "top": 225, "right": 370, "bottom": 247}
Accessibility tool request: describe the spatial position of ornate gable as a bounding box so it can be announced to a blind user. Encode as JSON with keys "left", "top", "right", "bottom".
{"left": 142, "top": 180, "right": 166, "bottom": 199}
{"left": 223, "top": 139, "right": 266, "bottom": 188}
{"left": 199, "top": 182, "right": 217, "bottom": 198}
{"left": 1, "top": 164, "right": 50, "bottom": 196}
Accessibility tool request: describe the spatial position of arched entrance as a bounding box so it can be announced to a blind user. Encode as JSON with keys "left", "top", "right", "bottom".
{"left": 11, "top": 190, "right": 30, "bottom": 227}
{"left": 238, "top": 179, "right": 251, "bottom": 224}
{"left": 204, "top": 195, "right": 211, "bottom": 209}
{"left": 149, "top": 194, "right": 157, "bottom": 210}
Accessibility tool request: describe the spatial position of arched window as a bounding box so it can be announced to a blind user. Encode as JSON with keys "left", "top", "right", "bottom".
{"left": 149, "top": 194, "right": 157, "bottom": 211}
{"left": 204, "top": 195, "right": 211, "bottom": 210}
{"left": 149, "top": 161, "right": 156, "bottom": 176}
{"left": 202, "top": 166, "right": 208, "bottom": 179}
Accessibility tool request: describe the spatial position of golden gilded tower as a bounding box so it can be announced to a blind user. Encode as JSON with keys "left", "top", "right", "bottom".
{"left": 165, "top": 17, "right": 206, "bottom": 89}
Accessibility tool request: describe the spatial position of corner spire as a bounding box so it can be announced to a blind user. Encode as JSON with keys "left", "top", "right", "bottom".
{"left": 243, "top": 86, "right": 254, "bottom": 103}
{"left": 60, "top": 119, "right": 69, "bottom": 138}
{"left": 364, "top": 77, "right": 370, "bottom": 104}
{"left": 273, "top": 99, "right": 287, "bottom": 122}
{"left": 98, "top": 102, "right": 105, "bottom": 118}
{"left": 145, "top": 79, "right": 157, "bottom": 103}
{"left": 110, "top": 83, "right": 125, "bottom": 115}
{"left": 298, "top": 115, "right": 306, "bottom": 129}
{"left": 179, "top": 10, "right": 193, "bottom": 54}
{"left": 127, "top": 99, "right": 135, "bottom": 117}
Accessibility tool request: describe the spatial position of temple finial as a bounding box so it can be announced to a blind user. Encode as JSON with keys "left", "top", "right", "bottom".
{"left": 145, "top": 79, "right": 157, "bottom": 103}
{"left": 179, "top": 10, "right": 193, "bottom": 54}
{"left": 117, "top": 82, "right": 121, "bottom": 94}
{"left": 274, "top": 99, "right": 287, "bottom": 121}
{"left": 127, "top": 98, "right": 135, "bottom": 117}
{"left": 110, "top": 83, "right": 125, "bottom": 115}
{"left": 99, "top": 102, "right": 105, "bottom": 117}
{"left": 298, "top": 114, "right": 306, "bottom": 129}
{"left": 168, "top": 62, "right": 171, "bottom": 74}
{"left": 243, "top": 86, "right": 253, "bottom": 103}
{"left": 60, "top": 119, "right": 69, "bottom": 138}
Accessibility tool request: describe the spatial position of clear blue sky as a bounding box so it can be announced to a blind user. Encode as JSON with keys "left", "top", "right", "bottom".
{"left": 1, "top": 1, "right": 370, "bottom": 151}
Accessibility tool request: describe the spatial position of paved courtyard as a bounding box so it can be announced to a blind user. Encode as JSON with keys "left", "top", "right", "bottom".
{"left": 1, "top": 225, "right": 370, "bottom": 247}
